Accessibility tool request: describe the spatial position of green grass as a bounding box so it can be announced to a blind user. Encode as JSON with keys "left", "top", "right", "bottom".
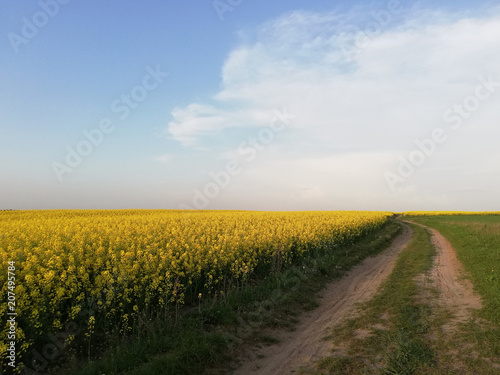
{"left": 407, "top": 215, "right": 500, "bottom": 362}
{"left": 307, "top": 223, "right": 437, "bottom": 375}
{"left": 52, "top": 220, "right": 402, "bottom": 375}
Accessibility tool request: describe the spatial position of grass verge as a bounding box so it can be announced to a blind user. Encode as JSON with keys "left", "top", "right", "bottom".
{"left": 53, "top": 220, "right": 402, "bottom": 375}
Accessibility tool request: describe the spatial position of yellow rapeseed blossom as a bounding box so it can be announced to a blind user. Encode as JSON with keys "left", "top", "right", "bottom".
{"left": 0, "top": 209, "right": 391, "bottom": 361}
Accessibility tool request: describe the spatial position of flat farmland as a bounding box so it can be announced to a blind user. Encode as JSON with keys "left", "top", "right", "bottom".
{"left": 1, "top": 211, "right": 499, "bottom": 374}
{"left": 0, "top": 210, "right": 392, "bottom": 374}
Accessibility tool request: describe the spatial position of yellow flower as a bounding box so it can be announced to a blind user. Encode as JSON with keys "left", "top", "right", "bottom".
{"left": 0, "top": 208, "right": 391, "bottom": 362}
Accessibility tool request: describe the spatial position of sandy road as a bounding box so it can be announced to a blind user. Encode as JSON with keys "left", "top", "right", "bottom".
{"left": 407, "top": 221, "right": 482, "bottom": 328}
{"left": 234, "top": 223, "right": 413, "bottom": 375}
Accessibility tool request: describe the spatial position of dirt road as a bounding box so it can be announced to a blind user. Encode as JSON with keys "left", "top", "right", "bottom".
{"left": 235, "top": 221, "right": 484, "bottom": 374}
{"left": 234, "top": 223, "right": 413, "bottom": 375}
{"left": 409, "top": 222, "right": 482, "bottom": 329}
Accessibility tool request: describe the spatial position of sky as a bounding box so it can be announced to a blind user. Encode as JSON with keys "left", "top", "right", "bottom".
{"left": 1, "top": 0, "right": 500, "bottom": 211}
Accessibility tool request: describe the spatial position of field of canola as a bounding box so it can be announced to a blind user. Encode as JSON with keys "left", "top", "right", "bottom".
{"left": 0, "top": 209, "right": 391, "bottom": 365}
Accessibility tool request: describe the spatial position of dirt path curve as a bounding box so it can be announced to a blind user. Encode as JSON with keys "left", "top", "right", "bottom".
{"left": 406, "top": 221, "right": 482, "bottom": 327}
{"left": 234, "top": 223, "right": 413, "bottom": 375}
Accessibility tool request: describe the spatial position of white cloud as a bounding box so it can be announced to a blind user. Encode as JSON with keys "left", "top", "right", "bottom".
{"left": 167, "top": 103, "right": 276, "bottom": 147}
{"left": 167, "top": 6, "right": 500, "bottom": 210}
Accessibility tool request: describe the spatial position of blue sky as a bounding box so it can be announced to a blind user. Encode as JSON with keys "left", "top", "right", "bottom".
{"left": 1, "top": 0, "right": 500, "bottom": 211}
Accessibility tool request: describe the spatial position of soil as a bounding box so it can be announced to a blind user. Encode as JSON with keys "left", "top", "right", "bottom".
{"left": 409, "top": 222, "right": 482, "bottom": 330}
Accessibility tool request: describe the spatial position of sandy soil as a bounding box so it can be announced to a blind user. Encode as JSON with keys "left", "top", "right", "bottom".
{"left": 234, "top": 223, "right": 413, "bottom": 375}
{"left": 409, "top": 222, "right": 482, "bottom": 329}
